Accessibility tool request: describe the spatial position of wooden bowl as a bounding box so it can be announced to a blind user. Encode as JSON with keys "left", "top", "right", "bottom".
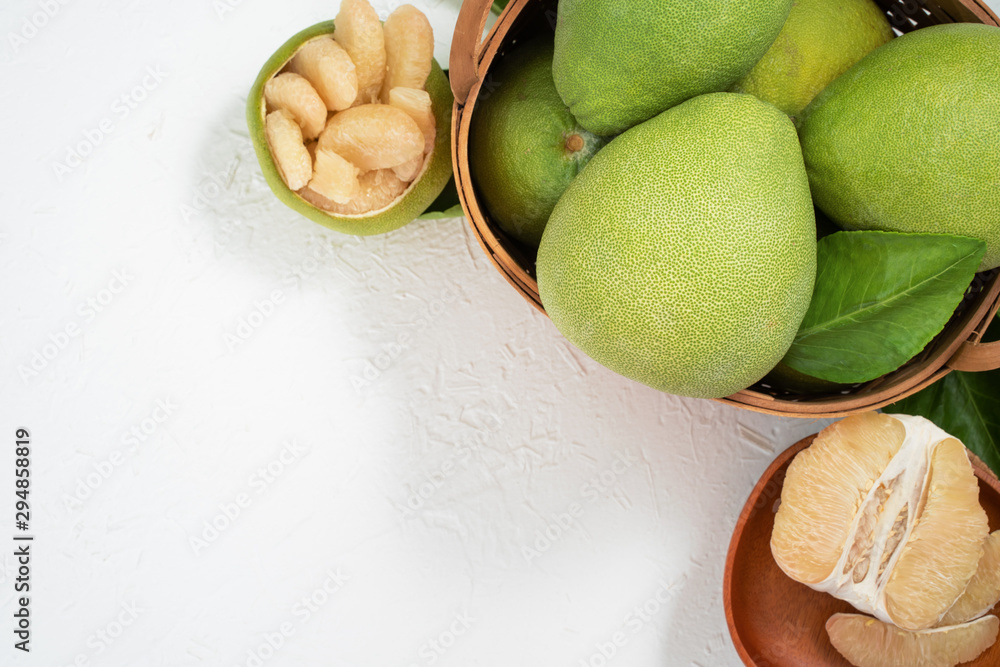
{"left": 449, "top": 0, "right": 1000, "bottom": 417}
{"left": 724, "top": 434, "right": 1000, "bottom": 666}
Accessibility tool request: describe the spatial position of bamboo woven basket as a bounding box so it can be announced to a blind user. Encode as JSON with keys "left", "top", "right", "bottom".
{"left": 450, "top": 0, "right": 1000, "bottom": 418}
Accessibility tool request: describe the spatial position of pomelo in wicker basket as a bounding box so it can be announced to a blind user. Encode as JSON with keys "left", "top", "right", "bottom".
{"left": 551, "top": 0, "right": 794, "bottom": 135}
{"left": 799, "top": 23, "right": 1000, "bottom": 270}
{"left": 469, "top": 37, "right": 604, "bottom": 247}
{"left": 536, "top": 92, "right": 816, "bottom": 399}
{"left": 731, "top": 0, "right": 894, "bottom": 116}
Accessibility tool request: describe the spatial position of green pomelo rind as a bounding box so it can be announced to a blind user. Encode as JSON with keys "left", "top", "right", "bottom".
{"left": 798, "top": 23, "right": 1000, "bottom": 270}
{"left": 731, "top": 0, "right": 893, "bottom": 117}
{"left": 246, "top": 21, "right": 454, "bottom": 236}
{"left": 469, "top": 38, "right": 604, "bottom": 247}
{"left": 537, "top": 93, "right": 817, "bottom": 399}
{"left": 552, "top": 0, "right": 794, "bottom": 136}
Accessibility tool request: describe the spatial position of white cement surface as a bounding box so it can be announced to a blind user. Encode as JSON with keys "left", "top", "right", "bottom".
{"left": 3, "top": 1, "right": 991, "bottom": 665}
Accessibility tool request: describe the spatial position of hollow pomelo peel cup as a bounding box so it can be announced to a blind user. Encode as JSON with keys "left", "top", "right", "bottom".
{"left": 247, "top": 20, "right": 454, "bottom": 236}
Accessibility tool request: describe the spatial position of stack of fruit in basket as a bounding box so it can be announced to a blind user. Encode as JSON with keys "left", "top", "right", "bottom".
{"left": 470, "top": 0, "right": 1000, "bottom": 402}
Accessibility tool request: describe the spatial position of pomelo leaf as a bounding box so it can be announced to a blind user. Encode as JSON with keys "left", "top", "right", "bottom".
{"left": 887, "top": 316, "right": 1000, "bottom": 475}
{"left": 782, "top": 231, "right": 985, "bottom": 383}
{"left": 417, "top": 177, "right": 462, "bottom": 220}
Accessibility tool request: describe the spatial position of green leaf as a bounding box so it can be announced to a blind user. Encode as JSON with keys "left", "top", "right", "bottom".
{"left": 492, "top": 0, "right": 510, "bottom": 14}
{"left": 886, "top": 315, "right": 1000, "bottom": 476}
{"left": 418, "top": 176, "right": 463, "bottom": 220}
{"left": 887, "top": 369, "right": 1000, "bottom": 476}
{"left": 782, "top": 231, "right": 985, "bottom": 383}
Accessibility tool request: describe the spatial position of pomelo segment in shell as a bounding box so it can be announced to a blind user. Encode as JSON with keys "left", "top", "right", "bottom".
{"left": 247, "top": 14, "right": 453, "bottom": 236}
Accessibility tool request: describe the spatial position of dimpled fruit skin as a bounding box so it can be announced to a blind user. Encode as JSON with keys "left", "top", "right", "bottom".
{"left": 536, "top": 93, "right": 816, "bottom": 399}
{"left": 552, "top": 0, "right": 793, "bottom": 136}
{"left": 731, "top": 0, "right": 893, "bottom": 117}
{"left": 469, "top": 38, "right": 604, "bottom": 247}
{"left": 247, "top": 21, "right": 453, "bottom": 236}
{"left": 799, "top": 23, "right": 1000, "bottom": 271}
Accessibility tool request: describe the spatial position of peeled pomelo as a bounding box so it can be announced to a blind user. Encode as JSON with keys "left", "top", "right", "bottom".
{"left": 772, "top": 413, "right": 989, "bottom": 631}
{"left": 798, "top": 23, "right": 1000, "bottom": 270}
{"left": 469, "top": 37, "right": 605, "bottom": 247}
{"left": 772, "top": 412, "right": 905, "bottom": 585}
{"left": 941, "top": 531, "right": 1000, "bottom": 627}
{"left": 537, "top": 93, "right": 815, "bottom": 399}
{"left": 247, "top": 14, "right": 453, "bottom": 236}
{"left": 731, "top": 0, "right": 893, "bottom": 117}
{"left": 826, "top": 613, "right": 998, "bottom": 667}
{"left": 552, "top": 0, "right": 793, "bottom": 135}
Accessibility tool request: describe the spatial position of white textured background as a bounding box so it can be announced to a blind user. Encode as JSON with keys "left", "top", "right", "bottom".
{"left": 3, "top": 1, "right": 993, "bottom": 665}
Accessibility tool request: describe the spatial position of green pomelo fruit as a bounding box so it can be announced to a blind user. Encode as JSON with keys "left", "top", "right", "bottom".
{"left": 537, "top": 93, "right": 817, "bottom": 399}
{"left": 247, "top": 21, "right": 454, "bottom": 236}
{"left": 469, "top": 38, "right": 604, "bottom": 248}
{"left": 552, "top": 0, "right": 793, "bottom": 136}
{"left": 732, "top": 0, "right": 893, "bottom": 118}
{"left": 799, "top": 23, "right": 1000, "bottom": 270}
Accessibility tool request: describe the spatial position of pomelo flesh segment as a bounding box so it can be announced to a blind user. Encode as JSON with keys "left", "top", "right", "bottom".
{"left": 826, "top": 613, "right": 998, "bottom": 667}
{"left": 391, "top": 155, "right": 424, "bottom": 182}
{"left": 264, "top": 72, "right": 327, "bottom": 140}
{"left": 884, "top": 438, "right": 988, "bottom": 630}
{"left": 380, "top": 5, "right": 433, "bottom": 102}
{"left": 772, "top": 412, "right": 905, "bottom": 584}
{"left": 265, "top": 109, "right": 312, "bottom": 192}
{"left": 289, "top": 36, "right": 358, "bottom": 111}
{"left": 940, "top": 530, "right": 1000, "bottom": 626}
{"left": 308, "top": 148, "right": 360, "bottom": 204}
{"left": 334, "top": 0, "right": 386, "bottom": 104}
{"left": 388, "top": 87, "right": 435, "bottom": 154}
{"left": 300, "top": 169, "right": 408, "bottom": 216}
{"left": 318, "top": 104, "right": 424, "bottom": 171}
